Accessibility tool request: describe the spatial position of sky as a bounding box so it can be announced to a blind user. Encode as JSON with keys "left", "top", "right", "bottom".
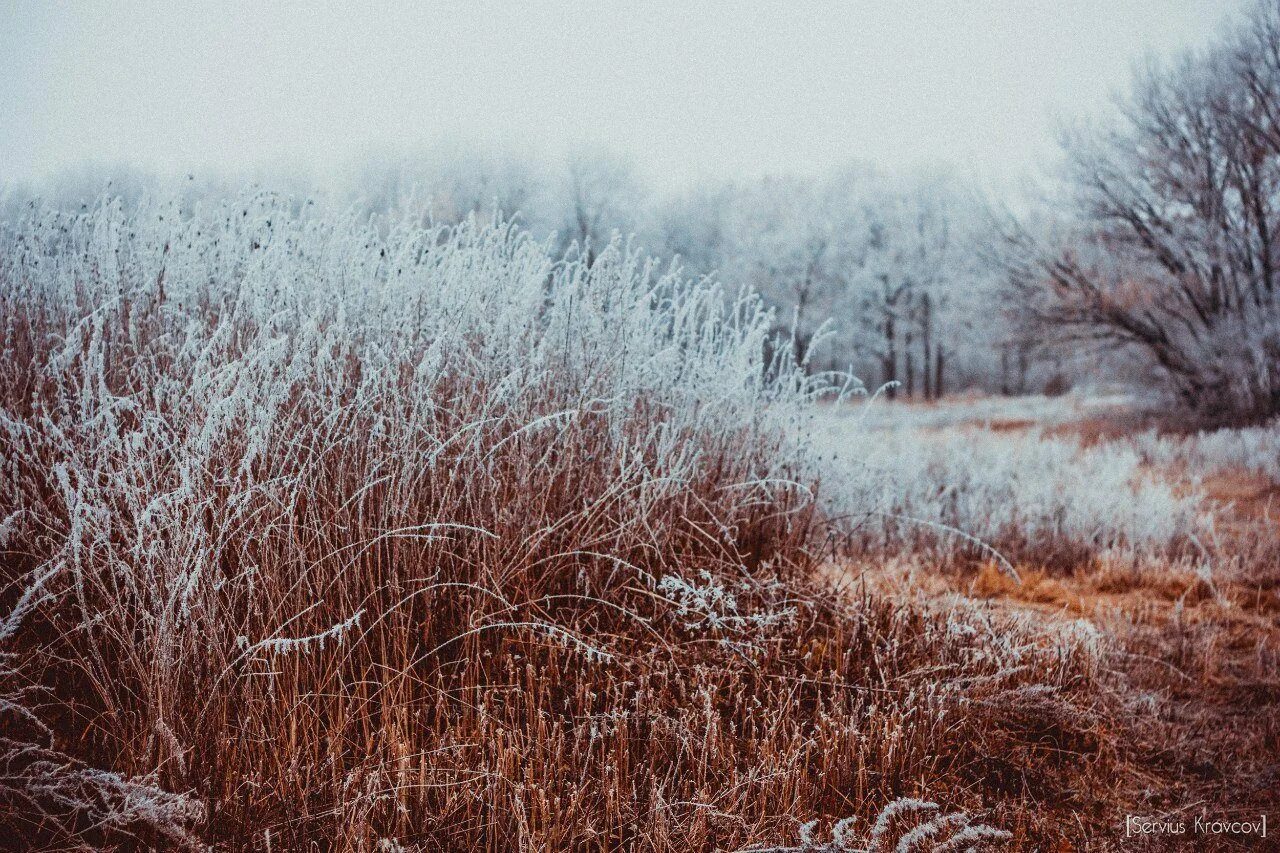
{"left": 0, "top": 0, "right": 1246, "bottom": 194}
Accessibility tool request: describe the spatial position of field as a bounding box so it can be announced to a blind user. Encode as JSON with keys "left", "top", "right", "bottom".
{"left": 0, "top": 200, "right": 1277, "bottom": 851}
{"left": 817, "top": 394, "right": 1280, "bottom": 848}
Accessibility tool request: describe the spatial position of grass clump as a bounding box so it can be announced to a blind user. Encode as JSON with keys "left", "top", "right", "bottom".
{"left": 0, "top": 195, "right": 1110, "bottom": 849}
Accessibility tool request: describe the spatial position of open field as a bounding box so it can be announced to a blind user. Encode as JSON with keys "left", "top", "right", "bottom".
{"left": 817, "top": 393, "right": 1280, "bottom": 850}
{"left": 0, "top": 201, "right": 1276, "bottom": 851}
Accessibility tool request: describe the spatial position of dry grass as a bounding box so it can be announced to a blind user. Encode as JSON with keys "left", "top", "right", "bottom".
{"left": 0, "top": 197, "right": 1273, "bottom": 851}
{"left": 830, "top": 403, "right": 1280, "bottom": 851}
{"left": 901, "top": 553, "right": 1278, "bottom": 844}
{"left": 0, "top": 197, "right": 1113, "bottom": 851}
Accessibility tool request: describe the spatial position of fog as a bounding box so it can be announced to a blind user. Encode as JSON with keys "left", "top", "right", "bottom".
{"left": 1, "top": 0, "right": 1241, "bottom": 192}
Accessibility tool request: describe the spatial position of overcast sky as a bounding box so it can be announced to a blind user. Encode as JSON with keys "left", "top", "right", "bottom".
{"left": 0, "top": 0, "right": 1245, "bottom": 193}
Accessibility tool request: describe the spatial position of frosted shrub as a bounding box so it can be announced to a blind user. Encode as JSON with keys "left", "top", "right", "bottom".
{"left": 656, "top": 570, "right": 795, "bottom": 632}
{"left": 737, "top": 798, "right": 1009, "bottom": 852}
{"left": 816, "top": 410, "right": 1212, "bottom": 564}
{"left": 1128, "top": 422, "right": 1280, "bottom": 482}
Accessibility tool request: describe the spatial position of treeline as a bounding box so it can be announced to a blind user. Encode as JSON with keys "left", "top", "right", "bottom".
{"left": 1, "top": 155, "right": 1029, "bottom": 401}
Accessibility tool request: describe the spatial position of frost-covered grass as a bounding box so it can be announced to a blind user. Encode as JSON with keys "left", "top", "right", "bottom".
{"left": 736, "top": 797, "right": 1009, "bottom": 852}
{"left": 815, "top": 409, "right": 1213, "bottom": 567}
{"left": 846, "top": 390, "right": 1136, "bottom": 432}
{"left": 1127, "top": 421, "right": 1280, "bottom": 483}
{"left": 0, "top": 195, "right": 1114, "bottom": 849}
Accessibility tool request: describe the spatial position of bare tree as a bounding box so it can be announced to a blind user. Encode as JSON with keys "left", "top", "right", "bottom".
{"left": 997, "top": 0, "right": 1280, "bottom": 422}
{"left": 845, "top": 178, "right": 969, "bottom": 399}
{"left": 558, "top": 152, "right": 643, "bottom": 265}
{"left": 724, "top": 176, "right": 854, "bottom": 367}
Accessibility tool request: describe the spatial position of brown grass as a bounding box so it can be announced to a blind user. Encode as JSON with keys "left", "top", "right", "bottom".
{"left": 1, "top": 201, "right": 1274, "bottom": 851}
{"left": 839, "top": 544, "right": 1280, "bottom": 851}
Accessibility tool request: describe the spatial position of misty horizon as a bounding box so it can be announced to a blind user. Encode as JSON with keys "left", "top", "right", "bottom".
{"left": 1, "top": 0, "right": 1244, "bottom": 195}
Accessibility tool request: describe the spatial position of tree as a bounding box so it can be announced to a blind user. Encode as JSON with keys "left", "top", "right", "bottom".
{"left": 650, "top": 182, "right": 737, "bottom": 283}
{"left": 555, "top": 152, "right": 644, "bottom": 265}
{"left": 843, "top": 176, "right": 975, "bottom": 399}
{"left": 996, "top": 0, "right": 1280, "bottom": 422}
{"left": 348, "top": 146, "right": 549, "bottom": 234}
{"left": 723, "top": 176, "right": 857, "bottom": 367}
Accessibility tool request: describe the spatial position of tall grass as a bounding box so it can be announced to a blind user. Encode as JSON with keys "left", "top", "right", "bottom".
{"left": 816, "top": 412, "right": 1213, "bottom": 568}
{"left": 1128, "top": 422, "right": 1280, "bottom": 483}
{"left": 1, "top": 195, "right": 1107, "bottom": 849}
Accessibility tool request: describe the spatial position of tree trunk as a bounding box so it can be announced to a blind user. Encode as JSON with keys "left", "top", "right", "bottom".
{"left": 920, "top": 293, "right": 933, "bottom": 400}
{"left": 935, "top": 346, "right": 945, "bottom": 398}
{"left": 882, "top": 312, "right": 897, "bottom": 399}
{"left": 792, "top": 288, "right": 810, "bottom": 368}
{"left": 792, "top": 331, "right": 810, "bottom": 368}
{"left": 904, "top": 331, "right": 916, "bottom": 398}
